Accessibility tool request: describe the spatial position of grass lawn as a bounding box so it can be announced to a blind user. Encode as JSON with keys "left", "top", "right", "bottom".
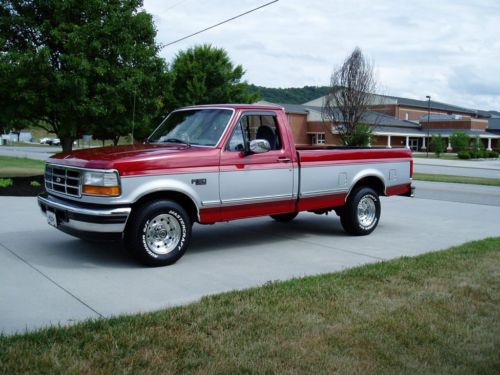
{"left": 0, "top": 156, "right": 45, "bottom": 177}
{"left": 413, "top": 153, "right": 459, "bottom": 160}
{"left": 1, "top": 238, "right": 499, "bottom": 373}
{"left": 413, "top": 172, "right": 500, "bottom": 187}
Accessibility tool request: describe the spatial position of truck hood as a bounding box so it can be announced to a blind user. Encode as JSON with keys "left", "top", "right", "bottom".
{"left": 47, "top": 144, "right": 220, "bottom": 176}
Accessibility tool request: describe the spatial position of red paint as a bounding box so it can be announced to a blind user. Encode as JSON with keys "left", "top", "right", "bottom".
{"left": 297, "top": 193, "right": 347, "bottom": 212}
{"left": 48, "top": 145, "right": 221, "bottom": 177}
{"left": 200, "top": 199, "right": 294, "bottom": 223}
{"left": 297, "top": 148, "right": 412, "bottom": 164}
{"left": 386, "top": 183, "right": 411, "bottom": 196}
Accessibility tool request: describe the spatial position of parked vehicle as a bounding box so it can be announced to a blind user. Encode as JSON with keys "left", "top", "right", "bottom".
{"left": 38, "top": 104, "right": 414, "bottom": 266}
{"left": 39, "top": 137, "right": 51, "bottom": 145}
{"left": 40, "top": 137, "right": 60, "bottom": 145}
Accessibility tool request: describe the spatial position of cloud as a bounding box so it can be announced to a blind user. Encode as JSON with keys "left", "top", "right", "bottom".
{"left": 449, "top": 66, "right": 500, "bottom": 97}
{"left": 143, "top": 0, "right": 500, "bottom": 110}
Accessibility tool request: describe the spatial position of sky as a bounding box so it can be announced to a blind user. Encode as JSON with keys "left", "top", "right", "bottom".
{"left": 143, "top": 0, "right": 500, "bottom": 111}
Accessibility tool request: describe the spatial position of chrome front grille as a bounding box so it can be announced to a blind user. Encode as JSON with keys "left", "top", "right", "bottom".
{"left": 45, "top": 165, "right": 81, "bottom": 197}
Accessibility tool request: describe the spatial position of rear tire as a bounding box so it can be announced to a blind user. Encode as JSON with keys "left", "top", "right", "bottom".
{"left": 125, "top": 200, "right": 191, "bottom": 266}
{"left": 340, "top": 187, "right": 380, "bottom": 236}
{"left": 270, "top": 212, "right": 298, "bottom": 222}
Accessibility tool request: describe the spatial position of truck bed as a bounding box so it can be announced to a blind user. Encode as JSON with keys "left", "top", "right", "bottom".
{"left": 295, "top": 147, "right": 413, "bottom": 212}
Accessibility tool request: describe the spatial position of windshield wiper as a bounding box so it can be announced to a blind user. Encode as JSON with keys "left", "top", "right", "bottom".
{"left": 163, "top": 138, "right": 191, "bottom": 147}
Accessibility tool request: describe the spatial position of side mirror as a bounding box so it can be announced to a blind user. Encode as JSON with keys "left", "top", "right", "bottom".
{"left": 249, "top": 139, "right": 271, "bottom": 154}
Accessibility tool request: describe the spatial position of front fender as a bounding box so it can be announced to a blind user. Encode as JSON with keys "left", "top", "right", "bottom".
{"left": 120, "top": 174, "right": 218, "bottom": 209}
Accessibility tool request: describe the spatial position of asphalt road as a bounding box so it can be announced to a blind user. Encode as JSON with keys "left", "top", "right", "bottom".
{"left": 414, "top": 180, "right": 500, "bottom": 206}
{"left": 414, "top": 157, "right": 500, "bottom": 179}
{"left": 0, "top": 145, "right": 61, "bottom": 160}
{"left": 414, "top": 164, "right": 500, "bottom": 179}
{"left": 1, "top": 194, "right": 499, "bottom": 335}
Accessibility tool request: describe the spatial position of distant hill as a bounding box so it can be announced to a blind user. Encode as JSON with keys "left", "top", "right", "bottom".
{"left": 248, "top": 85, "right": 330, "bottom": 105}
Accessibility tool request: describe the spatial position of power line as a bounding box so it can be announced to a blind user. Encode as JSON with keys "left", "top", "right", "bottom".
{"left": 161, "top": 0, "right": 279, "bottom": 48}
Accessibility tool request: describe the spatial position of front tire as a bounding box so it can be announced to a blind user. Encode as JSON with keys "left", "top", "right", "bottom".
{"left": 126, "top": 200, "right": 191, "bottom": 266}
{"left": 340, "top": 187, "right": 380, "bottom": 236}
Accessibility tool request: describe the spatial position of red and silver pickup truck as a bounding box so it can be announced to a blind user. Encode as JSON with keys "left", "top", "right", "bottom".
{"left": 38, "top": 104, "right": 414, "bottom": 266}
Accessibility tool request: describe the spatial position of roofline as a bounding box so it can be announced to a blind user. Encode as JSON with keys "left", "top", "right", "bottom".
{"left": 180, "top": 103, "right": 284, "bottom": 111}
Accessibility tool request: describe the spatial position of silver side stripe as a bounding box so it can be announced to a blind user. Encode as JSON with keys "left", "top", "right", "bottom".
{"left": 202, "top": 194, "right": 296, "bottom": 207}
{"left": 201, "top": 200, "right": 221, "bottom": 207}
{"left": 299, "top": 188, "right": 348, "bottom": 198}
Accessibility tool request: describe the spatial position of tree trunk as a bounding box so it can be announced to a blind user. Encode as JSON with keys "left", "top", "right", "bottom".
{"left": 113, "top": 136, "right": 120, "bottom": 146}
{"left": 61, "top": 137, "right": 74, "bottom": 153}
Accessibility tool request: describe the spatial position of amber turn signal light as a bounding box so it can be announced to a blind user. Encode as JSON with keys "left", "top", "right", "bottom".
{"left": 82, "top": 185, "right": 121, "bottom": 196}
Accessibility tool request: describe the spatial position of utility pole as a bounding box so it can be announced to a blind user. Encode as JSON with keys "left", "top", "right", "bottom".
{"left": 426, "top": 95, "right": 431, "bottom": 158}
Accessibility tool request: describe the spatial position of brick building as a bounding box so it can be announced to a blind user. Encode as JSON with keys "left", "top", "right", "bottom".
{"left": 258, "top": 94, "right": 500, "bottom": 151}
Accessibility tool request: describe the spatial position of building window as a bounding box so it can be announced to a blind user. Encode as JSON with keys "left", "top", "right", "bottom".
{"left": 311, "top": 133, "right": 326, "bottom": 145}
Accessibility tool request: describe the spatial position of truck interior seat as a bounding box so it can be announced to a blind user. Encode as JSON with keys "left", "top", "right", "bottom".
{"left": 256, "top": 125, "right": 277, "bottom": 150}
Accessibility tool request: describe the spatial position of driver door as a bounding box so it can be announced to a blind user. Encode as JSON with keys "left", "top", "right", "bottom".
{"left": 219, "top": 111, "right": 295, "bottom": 220}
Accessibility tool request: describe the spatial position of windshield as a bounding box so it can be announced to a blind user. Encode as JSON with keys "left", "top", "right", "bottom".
{"left": 148, "top": 109, "right": 233, "bottom": 147}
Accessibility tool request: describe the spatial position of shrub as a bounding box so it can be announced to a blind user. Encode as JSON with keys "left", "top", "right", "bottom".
{"left": 457, "top": 151, "right": 471, "bottom": 159}
{"left": 430, "top": 134, "right": 446, "bottom": 157}
{"left": 487, "top": 150, "right": 499, "bottom": 158}
{"left": 30, "top": 181, "right": 41, "bottom": 187}
{"left": 450, "top": 131, "right": 469, "bottom": 152}
{"left": 0, "top": 178, "right": 13, "bottom": 188}
{"left": 343, "top": 123, "right": 372, "bottom": 147}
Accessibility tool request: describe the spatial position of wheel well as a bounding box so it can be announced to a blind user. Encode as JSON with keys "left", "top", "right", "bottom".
{"left": 131, "top": 191, "right": 199, "bottom": 223}
{"left": 349, "top": 176, "right": 385, "bottom": 198}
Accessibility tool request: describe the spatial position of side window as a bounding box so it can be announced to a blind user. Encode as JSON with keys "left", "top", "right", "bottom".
{"left": 227, "top": 122, "right": 245, "bottom": 151}
{"left": 227, "top": 114, "right": 282, "bottom": 151}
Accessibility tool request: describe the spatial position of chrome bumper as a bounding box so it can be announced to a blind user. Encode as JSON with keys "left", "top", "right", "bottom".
{"left": 408, "top": 185, "right": 416, "bottom": 198}
{"left": 38, "top": 192, "right": 131, "bottom": 237}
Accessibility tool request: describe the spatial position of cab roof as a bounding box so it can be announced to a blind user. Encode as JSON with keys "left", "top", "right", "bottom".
{"left": 180, "top": 103, "right": 284, "bottom": 111}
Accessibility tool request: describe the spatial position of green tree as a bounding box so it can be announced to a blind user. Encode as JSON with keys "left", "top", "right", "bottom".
{"left": 247, "top": 85, "right": 330, "bottom": 104}
{"left": 170, "top": 44, "right": 257, "bottom": 108}
{"left": 430, "top": 134, "right": 446, "bottom": 157}
{"left": 322, "top": 47, "right": 377, "bottom": 147}
{"left": 449, "top": 131, "right": 469, "bottom": 153}
{"left": 1, "top": 0, "right": 166, "bottom": 151}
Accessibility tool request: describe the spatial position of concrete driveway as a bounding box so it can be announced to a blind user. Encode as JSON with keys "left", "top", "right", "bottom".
{"left": 1, "top": 195, "right": 499, "bottom": 335}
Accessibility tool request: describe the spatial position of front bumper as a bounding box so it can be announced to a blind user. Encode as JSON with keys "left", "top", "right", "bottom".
{"left": 38, "top": 192, "right": 131, "bottom": 240}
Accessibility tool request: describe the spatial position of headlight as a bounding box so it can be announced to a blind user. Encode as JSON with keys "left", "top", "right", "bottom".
{"left": 82, "top": 171, "right": 121, "bottom": 196}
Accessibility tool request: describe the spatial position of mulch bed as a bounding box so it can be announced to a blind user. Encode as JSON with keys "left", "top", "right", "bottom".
{"left": 0, "top": 175, "right": 45, "bottom": 196}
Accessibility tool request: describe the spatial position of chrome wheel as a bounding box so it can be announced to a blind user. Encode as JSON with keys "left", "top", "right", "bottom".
{"left": 145, "top": 213, "right": 181, "bottom": 255}
{"left": 357, "top": 194, "right": 377, "bottom": 229}
{"left": 340, "top": 187, "right": 380, "bottom": 236}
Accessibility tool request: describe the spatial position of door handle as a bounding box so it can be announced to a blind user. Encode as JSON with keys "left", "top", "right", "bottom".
{"left": 277, "top": 157, "right": 291, "bottom": 163}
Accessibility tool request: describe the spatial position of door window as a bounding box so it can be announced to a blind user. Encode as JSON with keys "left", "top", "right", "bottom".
{"left": 227, "top": 114, "right": 282, "bottom": 151}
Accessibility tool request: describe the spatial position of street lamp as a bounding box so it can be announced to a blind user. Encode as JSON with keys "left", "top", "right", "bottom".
{"left": 426, "top": 95, "right": 431, "bottom": 158}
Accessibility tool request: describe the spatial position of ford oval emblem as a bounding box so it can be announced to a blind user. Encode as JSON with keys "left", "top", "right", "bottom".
{"left": 56, "top": 177, "right": 61, "bottom": 183}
